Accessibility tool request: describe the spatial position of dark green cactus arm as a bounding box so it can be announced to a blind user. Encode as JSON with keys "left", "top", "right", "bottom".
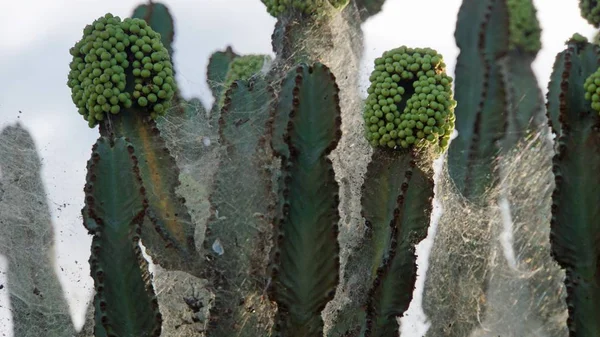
{"left": 201, "top": 78, "right": 276, "bottom": 337}
{"left": 447, "top": 0, "right": 509, "bottom": 200}
{"left": 268, "top": 63, "right": 341, "bottom": 337}
{"left": 83, "top": 137, "right": 161, "bottom": 337}
{"left": 132, "top": 1, "right": 175, "bottom": 57}
{"left": 364, "top": 152, "right": 434, "bottom": 337}
{"left": 503, "top": 50, "right": 546, "bottom": 146}
{"left": 547, "top": 51, "right": 567, "bottom": 135}
{"left": 100, "top": 111, "right": 198, "bottom": 272}
{"left": 547, "top": 38, "right": 600, "bottom": 336}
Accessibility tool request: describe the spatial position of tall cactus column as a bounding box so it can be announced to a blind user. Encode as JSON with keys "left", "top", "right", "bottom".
{"left": 547, "top": 35, "right": 600, "bottom": 337}
{"left": 423, "top": 0, "right": 509, "bottom": 335}
{"left": 266, "top": 4, "right": 372, "bottom": 306}
{"left": 66, "top": 13, "right": 200, "bottom": 335}
{"left": 328, "top": 46, "right": 456, "bottom": 337}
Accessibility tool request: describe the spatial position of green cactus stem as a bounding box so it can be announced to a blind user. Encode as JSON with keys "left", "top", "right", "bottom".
{"left": 424, "top": 0, "right": 509, "bottom": 336}
{"left": 201, "top": 77, "right": 277, "bottom": 337}
{"left": 268, "top": 63, "right": 341, "bottom": 337}
{"left": 503, "top": 0, "right": 546, "bottom": 147}
{"left": 83, "top": 137, "right": 162, "bottom": 337}
{"left": 547, "top": 36, "right": 600, "bottom": 336}
{"left": 446, "top": 0, "right": 509, "bottom": 200}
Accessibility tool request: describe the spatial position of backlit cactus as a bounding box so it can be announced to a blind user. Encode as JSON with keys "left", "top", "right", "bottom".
{"left": 67, "top": 13, "right": 176, "bottom": 127}
{"left": 262, "top": 0, "right": 349, "bottom": 17}
{"left": 363, "top": 47, "right": 456, "bottom": 151}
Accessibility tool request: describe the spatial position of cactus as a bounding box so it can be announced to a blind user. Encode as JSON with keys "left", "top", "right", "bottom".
{"left": 423, "top": 0, "right": 509, "bottom": 335}
{"left": 328, "top": 47, "right": 455, "bottom": 336}
{"left": 83, "top": 137, "right": 162, "bottom": 336}
{"left": 0, "top": 124, "right": 76, "bottom": 337}
{"left": 547, "top": 35, "right": 600, "bottom": 336}
{"left": 3, "top": 1, "right": 592, "bottom": 336}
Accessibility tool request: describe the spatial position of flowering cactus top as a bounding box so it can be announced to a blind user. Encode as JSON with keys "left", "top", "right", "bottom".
{"left": 364, "top": 47, "right": 456, "bottom": 151}
{"left": 507, "top": 0, "right": 541, "bottom": 54}
{"left": 261, "top": 0, "right": 349, "bottom": 18}
{"left": 580, "top": 0, "right": 600, "bottom": 27}
{"left": 67, "top": 13, "right": 176, "bottom": 128}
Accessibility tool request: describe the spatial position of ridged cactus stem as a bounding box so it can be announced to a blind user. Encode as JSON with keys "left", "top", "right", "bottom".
{"left": 200, "top": 77, "right": 277, "bottom": 337}
{"left": 268, "top": 5, "right": 372, "bottom": 331}
{"left": 268, "top": 63, "right": 342, "bottom": 337}
{"left": 98, "top": 108, "right": 198, "bottom": 272}
{"left": 547, "top": 36, "right": 600, "bottom": 337}
{"left": 0, "top": 124, "right": 76, "bottom": 337}
{"left": 424, "top": 0, "right": 509, "bottom": 335}
{"left": 82, "top": 137, "right": 162, "bottom": 336}
{"left": 362, "top": 150, "right": 435, "bottom": 337}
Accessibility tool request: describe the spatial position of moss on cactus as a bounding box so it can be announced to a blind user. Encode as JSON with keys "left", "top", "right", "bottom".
{"left": 363, "top": 46, "right": 456, "bottom": 151}
{"left": 67, "top": 13, "right": 176, "bottom": 128}
{"left": 261, "top": 0, "right": 349, "bottom": 18}
{"left": 507, "top": 0, "right": 541, "bottom": 53}
{"left": 580, "top": 0, "right": 600, "bottom": 27}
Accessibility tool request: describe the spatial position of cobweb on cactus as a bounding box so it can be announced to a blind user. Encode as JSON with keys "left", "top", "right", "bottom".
{"left": 421, "top": 124, "right": 568, "bottom": 337}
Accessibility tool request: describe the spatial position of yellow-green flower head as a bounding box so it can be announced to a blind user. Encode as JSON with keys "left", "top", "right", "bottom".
{"left": 364, "top": 46, "right": 457, "bottom": 151}
{"left": 507, "top": 0, "right": 542, "bottom": 54}
{"left": 261, "top": 0, "right": 349, "bottom": 18}
{"left": 67, "top": 13, "right": 176, "bottom": 128}
{"left": 584, "top": 68, "right": 600, "bottom": 114}
{"left": 580, "top": 0, "right": 600, "bottom": 27}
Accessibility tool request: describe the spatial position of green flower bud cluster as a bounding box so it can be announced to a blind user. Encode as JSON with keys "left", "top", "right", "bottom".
{"left": 261, "top": 0, "right": 349, "bottom": 18}
{"left": 223, "top": 55, "right": 270, "bottom": 88}
{"left": 67, "top": 13, "right": 176, "bottom": 128}
{"left": 580, "top": 0, "right": 600, "bottom": 27}
{"left": 584, "top": 68, "right": 600, "bottom": 114}
{"left": 364, "top": 46, "right": 457, "bottom": 151}
{"left": 218, "top": 55, "right": 270, "bottom": 108}
{"left": 507, "top": 0, "right": 541, "bottom": 54}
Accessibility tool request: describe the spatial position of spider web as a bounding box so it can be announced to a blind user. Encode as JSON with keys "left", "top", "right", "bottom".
{"left": 0, "top": 4, "right": 570, "bottom": 337}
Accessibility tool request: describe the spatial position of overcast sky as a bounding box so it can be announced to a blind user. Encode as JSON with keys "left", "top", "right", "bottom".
{"left": 0, "top": 0, "right": 596, "bottom": 335}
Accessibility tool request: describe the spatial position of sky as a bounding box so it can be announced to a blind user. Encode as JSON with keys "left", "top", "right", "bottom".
{"left": 0, "top": 0, "right": 596, "bottom": 336}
